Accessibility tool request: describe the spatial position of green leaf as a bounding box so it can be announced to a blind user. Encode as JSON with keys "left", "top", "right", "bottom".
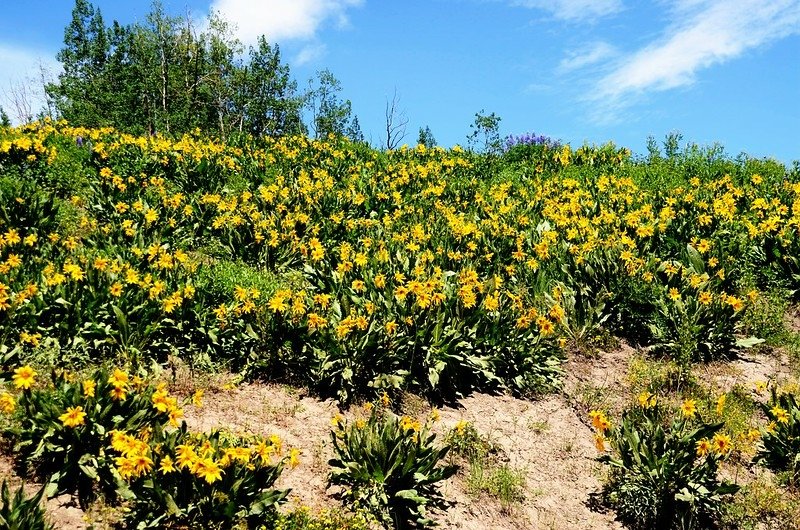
{"left": 736, "top": 336, "right": 765, "bottom": 348}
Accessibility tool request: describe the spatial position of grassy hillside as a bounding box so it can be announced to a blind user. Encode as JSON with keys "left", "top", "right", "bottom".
{"left": 0, "top": 120, "right": 799, "bottom": 529}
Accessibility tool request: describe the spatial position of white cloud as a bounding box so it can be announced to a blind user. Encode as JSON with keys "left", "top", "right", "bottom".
{"left": 209, "top": 0, "right": 364, "bottom": 44}
{"left": 294, "top": 43, "right": 327, "bottom": 66}
{"left": 511, "top": 0, "right": 623, "bottom": 22}
{"left": 558, "top": 41, "right": 616, "bottom": 72}
{"left": 595, "top": 0, "right": 800, "bottom": 102}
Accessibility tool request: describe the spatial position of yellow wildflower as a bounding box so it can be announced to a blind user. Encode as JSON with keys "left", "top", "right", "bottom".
{"left": 59, "top": 406, "right": 87, "bottom": 428}
{"left": 12, "top": 366, "right": 36, "bottom": 390}
{"left": 680, "top": 399, "right": 697, "bottom": 419}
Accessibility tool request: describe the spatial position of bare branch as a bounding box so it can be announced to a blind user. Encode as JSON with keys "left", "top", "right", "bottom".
{"left": 384, "top": 88, "right": 408, "bottom": 150}
{"left": 3, "top": 79, "right": 35, "bottom": 124}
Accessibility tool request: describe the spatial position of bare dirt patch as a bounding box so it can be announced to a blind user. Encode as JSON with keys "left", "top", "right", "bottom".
{"left": 437, "top": 393, "right": 622, "bottom": 529}
{"left": 563, "top": 341, "right": 638, "bottom": 416}
{"left": 700, "top": 349, "right": 794, "bottom": 398}
{"left": 183, "top": 382, "right": 624, "bottom": 529}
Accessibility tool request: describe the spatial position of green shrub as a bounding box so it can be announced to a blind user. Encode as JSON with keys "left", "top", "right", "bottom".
{"left": 755, "top": 385, "right": 800, "bottom": 483}
{"left": 646, "top": 248, "right": 744, "bottom": 363}
{"left": 6, "top": 365, "right": 169, "bottom": 507}
{"left": 115, "top": 425, "right": 289, "bottom": 529}
{"left": 719, "top": 476, "right": 800, "bottom": 530}
{"left": 740, "top": 289, "right": 790, "bottom": 345}
{"left": 268, "top": 506, "right": 376, "bottom": 530}
{"left": 328, "top": 404, "right": 457, "bottom": 529}
{"left": 0, "top": 480, "right": 53, "bottom": 530}
{"left": 195, "top": 259, "right": 284, "bottom": 308}
{"left": 596, "top": 402, "right": 739, "bottom": 529}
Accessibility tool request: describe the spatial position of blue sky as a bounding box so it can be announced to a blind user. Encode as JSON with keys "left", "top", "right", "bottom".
{"left": 1, "top": 0, "right": 798, "bottom": 162}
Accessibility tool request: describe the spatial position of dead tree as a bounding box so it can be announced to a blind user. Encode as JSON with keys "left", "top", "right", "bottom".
{"left": 384, "top": 88, "right": 408, "bottom": 150}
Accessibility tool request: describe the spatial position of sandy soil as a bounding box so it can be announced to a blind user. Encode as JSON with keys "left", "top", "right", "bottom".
{"left": 3, "top": 335, "right": 797, "bottom": 529}
{"left": 436, "top": 393, "right": 622, "bottom": 530}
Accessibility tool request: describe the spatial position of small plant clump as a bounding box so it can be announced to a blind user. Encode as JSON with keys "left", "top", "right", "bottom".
{"left": 0, "top": 480, "right": 53, "bottom": 530}
{"left": 445, "top": 420, "right": 525, "bottom": 514}
{"left": 328, "top": 398, "right": 457, "bottom": 529}
{"left": 755, "top": 383, "right": 800, "bottom": 484}
{"left": 268, "top": 506, "right": 377, "bottom": 530}
{"left": 592, "top": 395, "right": 739, "bottom": 529}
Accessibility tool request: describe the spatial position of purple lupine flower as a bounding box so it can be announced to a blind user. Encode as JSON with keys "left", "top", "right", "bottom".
{"left": 503, "top": 132, "right": 559, "bottom": 152}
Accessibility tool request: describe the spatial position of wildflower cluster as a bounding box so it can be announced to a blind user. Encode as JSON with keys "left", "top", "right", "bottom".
{"left": 503, "top": 132, "right": 559, "bottom": 151}
{"left": 114, "top": 425, "right": 291, "bottom": 528}
{"left": 594, "top": 396, "right": 739, "bottom": 529}
{"left": 755, "top": 383, "right": 800, "bottom": 481}
{"left": 0, "top": 365, "right": 184, "bottom": 505}
{"left": 0, "top": 363, "right": 294, "bottom": 526}
{"left": 2, "top": 121, "right": 796, "bottom": 403}
{"left": 329, "top": 398, "right": 456, "bottom": 528}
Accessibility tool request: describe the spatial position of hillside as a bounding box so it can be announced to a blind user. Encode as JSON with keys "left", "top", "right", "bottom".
{"left": 0, "top": 121, "right": 799, "bottom": 528}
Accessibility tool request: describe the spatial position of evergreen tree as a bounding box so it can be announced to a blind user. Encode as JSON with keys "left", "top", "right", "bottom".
{"left": 0, "top": 107, "right": 11, "bottom": 128}
{"left": 418, "top": 126, "right": 436, "bottom": 148}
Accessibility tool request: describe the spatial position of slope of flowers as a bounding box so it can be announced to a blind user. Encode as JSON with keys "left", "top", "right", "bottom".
{"left": 0, "top": 120, "right": 797, "bottom": 403}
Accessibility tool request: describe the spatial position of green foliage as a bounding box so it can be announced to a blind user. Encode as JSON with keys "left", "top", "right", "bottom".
{"left": 0, "top": 177, "right": 60, "bottom": 236}
{"left": 0, "top": 481, "right": 53, "bottom": 530}
{"left": 328, "top": 405, "right": 457, "bottom": 529}
{"left": 116, "top": 425, "right": 289, "bottom": 529}
{"left": 599, "top": 404, "right": 739, "bottom": 530}
{"left": 195, "top": 260, "right": 282, "bottom": 307}
{"left": 7, "top": 366, "right": 168, "bottom": 506}
{"left": 466, "top": 110, "right": 502, "bottom": 155}
{"left": 47, "top": 0, "right": 307, "bottom": 138}
{"left": 645, "top": 247, "right": 744, "bottom": 364}
{"left": 417, "top": 127, "right": 436, "bottom": 149}
{"left": 307, "top": 69, "right": 357, "bottom": 140}
{"left": 626, "top": 355, "right": 688, "bottom": 395}
{"left": 443, "top": 421, "right": 491, "bottom": 460}
{"left": 236, "top": 36, "right": 306, "bottom": 138}
{"left": 475, "top": 464, "right": 525, "bottom": 513}
{"left": 755, "top": 386, "right": 800, "bottom": 483}
{"left": 0, "top": 108, "right": 11, "bottom": 129}
{"left": 295, "top": 261, "right": 563, "bottom": 403}
{"left": 696, "top": 385, "right": 758, "bottom": 451}
{"left": 465, "top": 457, "right": 525, "bottom": 513}
{"left": 445, "top": 421, "right": 523, "bottom": 513}
{"left": 740, "top": 289, "right": 791, "bottom": 345}
{"left": 719, "top": 476, "right": 800, "bottom": 530}
{"left": 268, "top": 506, "right": 376, "bottom": 530}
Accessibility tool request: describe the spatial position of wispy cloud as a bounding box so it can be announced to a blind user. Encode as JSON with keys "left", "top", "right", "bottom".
{"left": 0, "top": 44, "right": 53, "bottom": 81}
{"left": 0, "top": 44, "right": 58, "bottom": 121}
{"left": 511, "top": 0, "right": 623, "bottom": 22}
{"left": 595, "top": 0, "right": 800, "bottom": 102}
{"left": 558, "top": 41, "right": 616, "bottom": 73}
{"left": 209, "top": 0, "right": 364, "bottom": 45}
{"left": 294, "top": 43, "right": 328, "bottom": 66}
